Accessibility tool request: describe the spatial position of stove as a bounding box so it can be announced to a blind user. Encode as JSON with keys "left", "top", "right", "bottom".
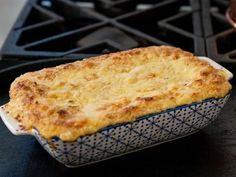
{"left": 0, "top": 0, "right": 235, "bottom": 65}
{"left": 1, "top": 1, "right": 236, "bottom": 177}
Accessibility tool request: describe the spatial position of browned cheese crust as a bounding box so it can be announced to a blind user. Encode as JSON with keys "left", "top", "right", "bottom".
{"left": 3, "top": 46, "right": 232, "bottom": 141}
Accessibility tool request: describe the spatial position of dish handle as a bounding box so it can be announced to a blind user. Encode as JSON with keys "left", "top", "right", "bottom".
{"left": 0, "top": 106, "right": 31, "bottom": 135}
{"left": 198, "top": 56, "right": 233, "bottom": 81}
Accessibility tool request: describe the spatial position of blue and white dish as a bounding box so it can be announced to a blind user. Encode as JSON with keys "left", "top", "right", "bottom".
{"left": 0, "top": 57, "right": 233, "bottom": 168}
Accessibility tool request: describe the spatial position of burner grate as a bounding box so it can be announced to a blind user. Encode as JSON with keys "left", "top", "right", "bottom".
{"left": 202, "top": 0, "right": 236, "bottom": 63}
{"left": 1, "top": 0, "right": 235, "bottom": 65}
{"left": 1, "top": 0, "right": 205, "bottom": 60}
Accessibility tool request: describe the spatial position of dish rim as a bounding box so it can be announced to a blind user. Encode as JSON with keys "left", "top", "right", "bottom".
{"left": 0, "top": 56, "right": 233, "bottom": 141}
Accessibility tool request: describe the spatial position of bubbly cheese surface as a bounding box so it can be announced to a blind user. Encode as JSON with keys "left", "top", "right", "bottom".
{"left": 4, "top": 46, "right": 232, "bottom": 141}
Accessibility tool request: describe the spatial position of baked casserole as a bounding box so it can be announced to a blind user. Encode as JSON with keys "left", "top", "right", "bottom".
{"left": 3, "top": 46, "right": 232, "bottom": 141}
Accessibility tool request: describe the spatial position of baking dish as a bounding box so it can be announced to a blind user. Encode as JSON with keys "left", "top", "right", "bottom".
{"left": 0, "top": 56, "right": 233, "bottom": 168}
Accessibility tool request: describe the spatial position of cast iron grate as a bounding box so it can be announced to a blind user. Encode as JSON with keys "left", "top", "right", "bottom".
{"left": 201, "top": 0, "right": 236, "bottom": 63}
{"left": 1, "top": 0, "right": 235, "bottom": 64}
{"left": 0, "top": 0, "right": 205, "bottom": 60}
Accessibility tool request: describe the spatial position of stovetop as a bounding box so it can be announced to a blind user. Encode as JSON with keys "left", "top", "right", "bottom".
{"left": 1, "top": 1, "right": 236, "bottom": 177}
{"left": 1, "top": 0, "right": 235, "bottom": 65}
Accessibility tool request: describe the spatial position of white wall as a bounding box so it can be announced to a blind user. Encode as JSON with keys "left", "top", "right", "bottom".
{"left": 0, "top": 0, "right": 26, "bottom": 49}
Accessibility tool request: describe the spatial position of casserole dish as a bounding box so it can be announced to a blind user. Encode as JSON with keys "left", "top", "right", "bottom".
{"left": 0, "top": 48, "right": 233, "bottom": 167}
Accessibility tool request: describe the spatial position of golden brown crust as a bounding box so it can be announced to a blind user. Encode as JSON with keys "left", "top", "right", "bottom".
{"left": 4, "top": 46, "right": 232, "bottom": 141}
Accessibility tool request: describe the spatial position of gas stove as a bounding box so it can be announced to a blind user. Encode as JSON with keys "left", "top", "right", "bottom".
{"left": 2, "top": 1, "right": 236, "bottom": 176}
{"left": 0, "top": 0, "right": 235, "bottom": 68}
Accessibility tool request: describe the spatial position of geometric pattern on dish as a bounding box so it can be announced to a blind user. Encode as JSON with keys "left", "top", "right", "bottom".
{"left": 33, "top": 94, "right": 230, "bottom": 167}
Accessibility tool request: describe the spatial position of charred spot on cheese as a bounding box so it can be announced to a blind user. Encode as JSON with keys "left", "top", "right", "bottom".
{"left": 4, "top": 46, "right": 232, "bottom": 141}
{"left": 57, "top": 109, "right": 67, "bottom": 118}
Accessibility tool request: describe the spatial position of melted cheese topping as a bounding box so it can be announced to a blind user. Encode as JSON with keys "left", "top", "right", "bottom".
{"left": 4, "top": 46, "right": 232, "bottom": 141}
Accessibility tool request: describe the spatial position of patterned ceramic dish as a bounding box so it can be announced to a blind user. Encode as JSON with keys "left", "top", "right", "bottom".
{"left": 0, "top": 57, "right": 233, "bottom": 168}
